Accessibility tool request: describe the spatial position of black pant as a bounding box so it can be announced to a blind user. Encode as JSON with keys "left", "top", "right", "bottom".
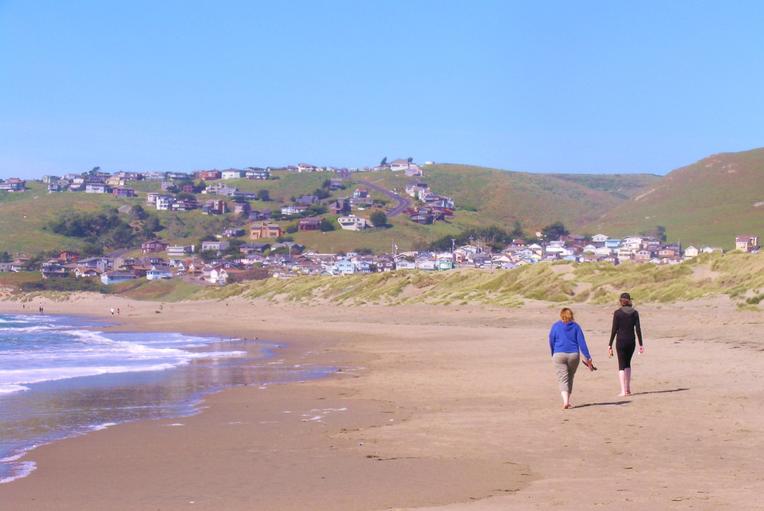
{"left": 616, "top": 339, "right": 636, "bottom": 370}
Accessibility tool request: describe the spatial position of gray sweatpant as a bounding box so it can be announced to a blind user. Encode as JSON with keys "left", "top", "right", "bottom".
{"left": 553, "top": 352, "right": 580, "bottom": 393}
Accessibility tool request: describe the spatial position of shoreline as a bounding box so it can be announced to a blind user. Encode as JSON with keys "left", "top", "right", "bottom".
{"left": 0, "top": 296, "right": 763, "bottom": 509}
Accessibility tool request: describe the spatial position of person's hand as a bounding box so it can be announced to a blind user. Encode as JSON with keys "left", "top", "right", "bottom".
{"left": 639, "top": 346, "right": 645, "bottom": 354}
{"left": 608, "top": 346, "right": 613, "bottom": 358}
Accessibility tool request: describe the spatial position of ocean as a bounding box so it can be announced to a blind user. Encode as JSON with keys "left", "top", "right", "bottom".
{"left": 0, "top": 313, "right": 329, "bottom": 484}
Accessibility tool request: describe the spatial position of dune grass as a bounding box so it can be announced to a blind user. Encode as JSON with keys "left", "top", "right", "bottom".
{"left": 3, "top": 253, "right": 761, "bottom": 309}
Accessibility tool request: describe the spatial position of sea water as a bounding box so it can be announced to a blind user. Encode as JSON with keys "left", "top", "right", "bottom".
{"left": 0, "top": 313, "right": 329, "bottom": 484}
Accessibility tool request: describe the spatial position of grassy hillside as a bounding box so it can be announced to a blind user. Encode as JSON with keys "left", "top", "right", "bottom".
{"left": 0, "top": 182, "right": 145, "bottom": 254}
{"left": 364, "top": 165, "right": 658, "bottom": 232}
{"left": 587, "top": 148, "right": 764, "bottom": 248}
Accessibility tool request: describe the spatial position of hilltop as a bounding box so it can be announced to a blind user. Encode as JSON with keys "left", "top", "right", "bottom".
{"left": 587, "top": 147, "right": 764, "bottom": 248}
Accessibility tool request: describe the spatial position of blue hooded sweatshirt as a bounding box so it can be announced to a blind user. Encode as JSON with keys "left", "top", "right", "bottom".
{"left": 549, "top": 320, "right": 591, "bottom": 359}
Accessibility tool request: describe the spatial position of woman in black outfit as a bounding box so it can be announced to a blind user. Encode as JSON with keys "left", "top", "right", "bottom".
{"left": 608, "top": 292, "right": 644, "bottom": 396}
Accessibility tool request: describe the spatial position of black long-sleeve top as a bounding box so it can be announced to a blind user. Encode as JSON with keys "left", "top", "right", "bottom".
{"left": 608, "top": 306, "right": 643, "bottom": 346}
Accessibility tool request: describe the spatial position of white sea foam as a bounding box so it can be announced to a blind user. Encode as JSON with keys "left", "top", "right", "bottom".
{"left": 0, "top": 384, "right": 30, "bottom": 395}
{"left": 90, "top": 422, "right": 117, "bottom": 431}
{"left": 0, "top": 461, "right": 36, "bottom": 484}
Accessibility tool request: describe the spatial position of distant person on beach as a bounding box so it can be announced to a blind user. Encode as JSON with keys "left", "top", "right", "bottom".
{"left": 549, "top": 307, "right": 594, "bottom": 409}
{"left": 110, "top": 307, "right": 115, "bottom": 316}
{"left": 608, "top": 292, "right": 644, "bottom": 396}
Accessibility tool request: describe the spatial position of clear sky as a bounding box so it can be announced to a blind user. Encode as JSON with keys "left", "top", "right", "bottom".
{"left": 1, "top": 1, "right": 763, "bottom": 178}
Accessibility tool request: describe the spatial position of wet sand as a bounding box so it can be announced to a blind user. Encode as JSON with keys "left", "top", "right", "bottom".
{"left": 0, "top": 295, "right": 762, "bottom": 510}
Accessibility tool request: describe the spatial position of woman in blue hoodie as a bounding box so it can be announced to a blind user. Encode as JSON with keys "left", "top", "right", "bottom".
{"left": 549, "top": 307, "right": 593, "bottom": 409}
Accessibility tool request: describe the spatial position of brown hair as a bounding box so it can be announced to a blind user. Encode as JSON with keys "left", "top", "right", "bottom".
{"left": 560, "top": 307, "right": 574, "bottom": 323}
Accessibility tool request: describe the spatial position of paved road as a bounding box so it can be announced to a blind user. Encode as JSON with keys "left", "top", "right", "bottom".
{"left": 356, "top": 179, "right": 411, "bottom": 217}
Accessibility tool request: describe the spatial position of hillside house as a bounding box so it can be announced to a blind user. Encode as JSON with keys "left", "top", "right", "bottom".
{"left": 171, "top": 198, "right": 197, "bottom": 211}
{"left": 198, "top": 170, "right": 222, "bottom": 181}
{"left": 296, "top": 163, "right": 319, "bottom": 173}
{"left": 85, "top": 183, "right": 109, "bottom": 194}
{"left": 0, "top": 178, "right": 26, "bottom": 192}
{"left": 298, "top": 217, "right": 322, "bottom": 231}
{"left": 592, "top": 234, "right": 609, "bottom": 244}
{"left": 146, "top": 267, "right": 173, "bottom": 280}
{"left": 167, "top": 245, "right": 195, "bottom": 257}
{"left": 142, "top": 240, "right": 168, "bottom": 254}
{"left": 160, "top": 181, "right": 177, "bottom": 192}
{"left": 337, "top": 215, "right": 369, "bottom": 231}
{"left": 106, "top": 176, "right": 126, "bottom": 187}
{"left": 246, "top": 168, "right": 270, "bottom": 180}
{"left": 41, "top": 262, "right": 68, "bottom": 279}
{"left": 329, "top": 198, "right": 351, "bottom": 215}
{"left": 735, "top": 235, "right": 760, "bottom": 252}
{"left": 353, "top": 188, "right": 369, "bottom": 199}
{"left": 146, "top": 192, "right": 161, "bottom": 205}
{"left": 202, "top": 200, "right": 227, "bottom": 215}
{"left": 204, "top": 183, "right": 238, "bottom": 196}
{"left": 112, "top": 187, "right": 136, "bottom": 198}
{"left": 250, "top": 223, "right": 283, "bottom": 240}
{"left": 390, "top": 159, "right": 411, "bottom": 172}
{"left": 684, "top": 246, "right": 700, "bottom": 258}
{"left": 155, "top": 195, "right": 173, "bottom": 210}
{"left": 201, "top": 240, "right": 229, "bottom": 252}
{"left": 221, "top": 169, "right": 244, "bottom": 179}
{"left": 233, "top": 202, "right": 251, "bottom": 215}
{"left": 249, "top": 210, "right": 271, "bottom": 221}
{"left": 405, "top": 164, "right": 423, "bottom": 177}
{"left": 405, "top": 182, "right": 429, "bottom": 198}
{"left": 296, "top": 195, "right": 318, "bottom": 205}
{"left": 281, "top": 204, "right": 308, "bottom": 216}
{"left": 100, "top": 271, "right": 137, "bottom": 285}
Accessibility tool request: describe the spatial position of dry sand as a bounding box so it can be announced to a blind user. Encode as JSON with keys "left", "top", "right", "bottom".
{"left": 0, "top": 295, "right": 762, "bottom": 510}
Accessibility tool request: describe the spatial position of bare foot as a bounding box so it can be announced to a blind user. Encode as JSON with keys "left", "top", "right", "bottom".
{"left": 563, "top": 404, "right": 573, "bottom": 409}
{"left": 618, "top": 392, "right": 627, "bottom": 397}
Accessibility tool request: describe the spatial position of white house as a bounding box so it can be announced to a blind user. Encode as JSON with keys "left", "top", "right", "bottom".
{"left": 592, "top": 234, "right": 609, "bottom": 243}
{"left": 337, "top": 215, "right": 369, "bottom": 231}
{"left": 390, "top": 159, "right": 411, "bottom": 172}
{"left": 207, "top": 268, "right": 228, "bottom": 285}
{"left": 683, "top": 246, "right": 700, "bottom": 258}
{"left": 221, "top": 169, "right": 244, "bottom": 180}
{"left": 201, "top": 240, "right": 229, "bottom": 252}
{"left": 156, "top": 195, "right": 173, "bottom": 210}
{"left": 146, "top": 267, "right": 173, "bottom": 280}
{"left": 167, "top": 245, "right": 194, "bottom": 257}
{"left": 85, "top": 183, "right": 108, "bottom": 194}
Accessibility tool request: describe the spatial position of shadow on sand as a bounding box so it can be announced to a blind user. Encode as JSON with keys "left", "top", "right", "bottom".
{"left": 575, "top": 400, "right": 631, "bottom": 408}
{"left": 630, "top": 387, "right": 689, "bottom": 396}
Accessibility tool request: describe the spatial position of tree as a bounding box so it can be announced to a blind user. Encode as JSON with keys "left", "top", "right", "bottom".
{"left": 0, "top": 251, "right": 11, "bottom": 262}
{"left": 407, "top": 157, "right": 413, "bottom": 163}
{"left": 314, "top": 188, "right": 330, "bottom": 200}
{"left": 322, "top": 179, "right": 332, "bottom": 190}
{"left": 256, "top": 189, "right": 271, "bottom": 201}
{"left": 380, "top": 157, "right": 387, "bottom": 166}
{"left": 510, "top": 220, "right": 525, "bottom": 239}
{"left": 130, "top": 205, "right": 148, "bottom": 220}
{"left": 541, "top": 221, "right": 569, "bottom": 240}
{"left": 370, "top": 210, "right": 387, "bottom": 228}
{"left": 319, "top": 218, "right": 335, "bottom": 232}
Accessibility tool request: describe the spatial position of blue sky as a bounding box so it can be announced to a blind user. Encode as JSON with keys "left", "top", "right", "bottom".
{"left": 1, "top": 1, "right": 763, "bottom": 178}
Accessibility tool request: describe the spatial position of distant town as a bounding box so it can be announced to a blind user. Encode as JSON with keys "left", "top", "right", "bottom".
{"left": 0, "top": 161, "right": 759, "bottom": 288}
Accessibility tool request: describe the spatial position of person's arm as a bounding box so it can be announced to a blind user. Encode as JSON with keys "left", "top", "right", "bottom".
{"left": 608, "top": 312, "right": 618, "bottom": 347}
{"left": 549, "top": 326, "right": 555, "bottom": 356}
{"left": 576, "top": 324, "right": 592, "bottom": 360}
{"left": 635, "top": 310, "right": 644, "bottom": 350}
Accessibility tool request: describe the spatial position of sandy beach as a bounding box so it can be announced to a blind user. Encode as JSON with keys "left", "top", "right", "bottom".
{"left": 0, "top": 295, "right": 762, "bottom": 510}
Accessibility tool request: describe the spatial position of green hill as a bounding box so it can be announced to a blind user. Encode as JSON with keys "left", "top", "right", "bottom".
{"left": 586, "top": 148, "right": 764, "bottom": 248}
